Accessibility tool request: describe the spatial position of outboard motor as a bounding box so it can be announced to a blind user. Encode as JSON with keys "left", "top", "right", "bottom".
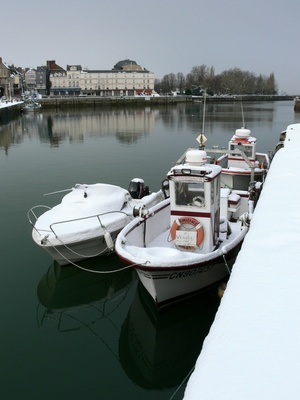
{"left": 128, "top": 178, "right": 149, "bottom": 199}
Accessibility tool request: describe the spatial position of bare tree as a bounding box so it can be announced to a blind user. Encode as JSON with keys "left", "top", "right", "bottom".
{"left": 176, "top": 72, "right": 186, "bottom": 93}
{"left": 157, "top": 65, "right": 278, "bottom": 96}
{"left": 265, "top": 72, "right": 277, "bottom": 95}
{"left": 186, "top": 64, "right": 209, "bottom": 88}
{"left": 160, "top": 73, "right": 177, "bottom": 93}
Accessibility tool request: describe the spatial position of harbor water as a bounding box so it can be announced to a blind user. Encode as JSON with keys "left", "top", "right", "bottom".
{"left": 1, "top": 101, "right": 299, "bottom": 399}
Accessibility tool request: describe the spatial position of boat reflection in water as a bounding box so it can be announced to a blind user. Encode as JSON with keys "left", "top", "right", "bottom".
{"left": 119, "top": 282, "right": 221, "bottom": 391}
{"left": 36, "top": 253, "right": 136, "bottom": 331}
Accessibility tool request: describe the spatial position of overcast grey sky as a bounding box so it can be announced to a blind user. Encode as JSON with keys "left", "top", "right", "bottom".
{"left": 2, "top": 0, "right": 299, "bottom": 94}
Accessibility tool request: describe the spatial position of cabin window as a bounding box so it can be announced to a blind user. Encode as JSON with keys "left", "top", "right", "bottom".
{"left": 231, "top": 144, "right": 253, "bottom": 158}
{"left": 243, "top": 145, "right": 253, "bottom": 158}
{"left": 175, "top": 181, "right": 205, "bottom": 207}
{"left": 230, "top": 144, "right": 240, "bottom": 157}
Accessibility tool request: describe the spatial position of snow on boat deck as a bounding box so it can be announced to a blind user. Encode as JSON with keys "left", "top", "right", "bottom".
{"left": 183, "top": 123, "right": 300, "bottom": 400}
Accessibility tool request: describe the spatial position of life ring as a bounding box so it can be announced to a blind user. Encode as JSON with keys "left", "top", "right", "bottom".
{"left": 170, "top": 217, "right": 204, "bottom": 250}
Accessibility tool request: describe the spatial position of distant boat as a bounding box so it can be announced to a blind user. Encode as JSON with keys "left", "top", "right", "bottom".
{"left": 28, "top": 178, "right": 167, "bottom": 266}
{"left": 22, "top": 96, "right": 42, "bottom": 112}
{"left": 135, "top": 90, "right": 160, "bottom": 98}
{"left": 294, "top": 96, "right": 300, "bottom": 112}
{"left": 115, "top": 148, "right": 253, "bottom": 307}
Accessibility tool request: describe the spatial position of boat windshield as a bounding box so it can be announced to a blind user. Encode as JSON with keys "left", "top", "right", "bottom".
{"left": 243, "top": 145, "right": 254, "bottom": 158}
{"left": 175, "top": 181, "right": 205, "bottom": 207}
{"left": 230, "top": 144, "right": 253, "bottom": 158}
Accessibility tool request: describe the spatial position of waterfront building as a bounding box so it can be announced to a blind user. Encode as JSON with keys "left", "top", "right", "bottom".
{"left": 24, "top": 69, "right": 37, "bottom": 93}
{"left": 0, "top": 56, "right": 155, "bottom": 97}
{"left": 0, "top": 58, "right": 24, "bottom": 98}
{"left": 36, "top": 65, "right": 49, "bottom": 96}
{"left": 0, "top": 57, "right": 11, "bottom": 98}
{"left": 49, "top": 59, "right": 155, "bottom": 97}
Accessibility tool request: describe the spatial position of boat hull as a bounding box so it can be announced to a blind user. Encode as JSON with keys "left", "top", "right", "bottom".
{"left": 135, "top": 248, "right": 239, "bottom": 307}
{"left": 115, "top": 199, "right": 247, "bottom": 306}
{"left": 29, "top": 185, "right": 166, "bottom": 265}
{"left": 39, "top": 229, "right": 120, "bottom": 266}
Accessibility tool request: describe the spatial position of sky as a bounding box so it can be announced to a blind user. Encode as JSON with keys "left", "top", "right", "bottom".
{"left": 183, "top": 122, "right": 300, "bottom": 399}
{"left": 2, "top": 0, "right": 300, "bottom": 94}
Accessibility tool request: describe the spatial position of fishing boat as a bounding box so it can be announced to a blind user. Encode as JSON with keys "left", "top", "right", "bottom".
{"left": 28, "top": 178, "right": 167, "bottom": 266}
{"left": 206, "top": 126, "right": 270, "bottom": 191}
{"left": 115, "top": 148, "right": 252, "bottom": 307}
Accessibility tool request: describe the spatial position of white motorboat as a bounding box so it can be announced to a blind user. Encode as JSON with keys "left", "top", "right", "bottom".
{"left": 115, "top": 149, "right": 253, "bottom": 307}
{"left": 28, "top": 178, "right": 167, "bottom": 266}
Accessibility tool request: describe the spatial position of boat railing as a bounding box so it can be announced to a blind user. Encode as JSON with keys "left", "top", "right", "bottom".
{"left": 27, "top": 206, "right": 52, "bottom": 234}
{"left": 177, "top": 147, "right": 256, "bottom": 171}
{"left": 48, "top": 210, "right": 131, "bottom": 238}
{"left": 28, "top": 205, "right": 130, "bottom": 238}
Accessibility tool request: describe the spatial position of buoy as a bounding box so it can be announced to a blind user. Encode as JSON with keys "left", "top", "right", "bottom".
{"left": 104, "top": 230, "right": 114, "bottom": 251}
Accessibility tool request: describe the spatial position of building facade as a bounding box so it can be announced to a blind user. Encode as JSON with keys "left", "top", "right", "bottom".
{"left": 0, "top": 58, "right": 24, "bottom": 98}
{"left": 24, "top": 69, "right": 37, "bottom": 92}
{"left": 49, "top": 59, "right": 155, "bottom": 97}
{"left": 0, "top": 57, "right": 10, "bottom": 97}
{"left": 0, "top": 57, "right": 155, "bottom": 97}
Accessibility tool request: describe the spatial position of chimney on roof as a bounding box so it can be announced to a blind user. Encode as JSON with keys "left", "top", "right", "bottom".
{"left": 47, "top": 60, "right": 57, "bottom": 70}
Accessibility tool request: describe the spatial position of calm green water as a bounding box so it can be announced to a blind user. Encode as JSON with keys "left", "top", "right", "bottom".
{"left": 1, "top": 101, "right": 299, "bottom": 399}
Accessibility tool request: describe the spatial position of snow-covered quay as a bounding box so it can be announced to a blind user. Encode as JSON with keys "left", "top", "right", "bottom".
{"left": 183, "top": 123, "right": 300, "bottom": 400}
{"left": 0, "top": 99, "right": 23, "bottom": 118}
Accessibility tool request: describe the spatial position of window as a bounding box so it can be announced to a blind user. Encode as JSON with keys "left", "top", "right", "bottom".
{"left": 244, "top": 145, "right": 253, "bottom": 158}
{"left": 175, "top": 181, "right": 205, "bottom": 207}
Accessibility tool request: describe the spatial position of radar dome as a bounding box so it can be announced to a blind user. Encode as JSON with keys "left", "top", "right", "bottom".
{"left": 186, "top": 150, "right": 207, "bottom": 165}
{"left": 235, "top": 128, "right": 251, "bottom": 138}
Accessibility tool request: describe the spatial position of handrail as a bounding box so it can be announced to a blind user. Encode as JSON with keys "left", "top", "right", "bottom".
{"left": 28, "top": 202, "right": 147, "bottom": 239}
{"left": 42, "top": 210, "right": 130, "bottom": 239}
{"left": 27, "top": 205, "right": 52, "bottom": 226}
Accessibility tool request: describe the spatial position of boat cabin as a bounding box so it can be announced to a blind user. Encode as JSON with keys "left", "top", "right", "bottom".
{"left": 227, "top": 128, "right": 256, "bottom": 169}
{"left": 168, "top": 149, "right": 222, "bottom": 253}
{"left": 214, "top": 127, "right": 269, "bottom": 191}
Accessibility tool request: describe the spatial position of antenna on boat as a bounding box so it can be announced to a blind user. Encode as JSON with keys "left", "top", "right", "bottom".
{"left": 202, "top": 89, "right": 207, "bottom": 135}
{"left": 196, "top": 89, "right": 207, "bottom": 149}
{"left": 43, "top": 188, "right": 73, "bottom": 196}
{"left": 241, "top": 103, "right": 246, "bottom": 128}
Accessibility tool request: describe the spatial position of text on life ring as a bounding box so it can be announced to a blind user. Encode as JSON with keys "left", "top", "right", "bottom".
{"left": 170, "top": 217, "right": 204, "bottom": 249}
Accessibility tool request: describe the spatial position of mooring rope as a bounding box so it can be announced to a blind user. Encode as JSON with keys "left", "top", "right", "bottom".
{"left": 50, "top": 242, "right": 148, "bottom": 273}
{"left": 222, "top": 254, "right": 231, "bottom": 274}
{"left": 54, "top": 236, "right": 110, "bottom": 259}
{"left": 169, "top": 365, "right": 195, "bottom": 400}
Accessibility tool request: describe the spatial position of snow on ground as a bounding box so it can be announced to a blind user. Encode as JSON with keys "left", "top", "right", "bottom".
{"left": 183, "top": 123, "right": 300, "bottom": 400}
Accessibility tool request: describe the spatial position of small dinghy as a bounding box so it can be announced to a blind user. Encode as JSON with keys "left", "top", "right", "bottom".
{"left": 115, "top": 149, "right": 254, "bottom": 307}
{"left": 28, "top": 178, "right": 167, "bottom": 265}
